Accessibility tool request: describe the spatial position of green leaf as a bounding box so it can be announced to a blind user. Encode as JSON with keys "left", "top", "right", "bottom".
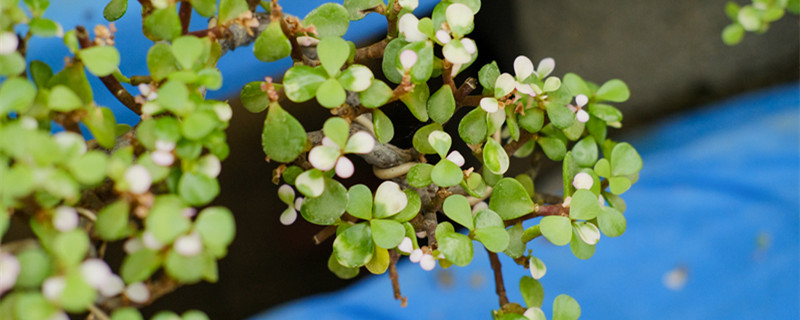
{"left": 545, "top": 103, "right": 575, "bottom": 129}
{"left": 412, "top": 123, "right": 443, "bottom": 154}
{"left": 60, "top": 271, "right": 96, "bottom": 312}
{"left": 190, "top": 0, "right": 216, "bottom": 17}
{"left": 283, "top": 65, "right": 328, "bottom": 102}
{"left": 609, "top": 176, "right": 632, "bottom": 195}
{"left": 15, "top": 248, "right": 52, "bottom": 288}
{"left": 48, "top": 62, "right": 93, "bottom": 103}
{"left": 520, "top": 276, "right": 545, "bottom": 308}
{"left": 399, "top": 41, "right": 434, "bottom": 84}
{"left": 29, "top": 18, "right": 59, "bottom": 37}
{"left": 373, "top": 181, "right": 408, "bottom": 218}
{"left": 343, "top": 0, "right": 383, "bottom": 20}
{"left": 359, "top": 80, "right": 393, "bottom": 108}
{"left": 178, "top": 171, "right": 220, "bottom": 206}
{"left": 372, "top": 109, "right": 394, "bottom": 144}
{"left": 569, "top": 189, "right": 602, "bottom": 220}
{"left": 483, "top": 139, "right": 509, "bottom": 175}
{"left": 262, "top": 103, "right": 307, "bottom": 162}
{"left": 458, "top": 107, "right": 488, "bottom": 145}
{"left": 596, "top": 79, "right": 630, "bottom": 102}
{"left": 316, "top": 78, "right": 347, "bottom": 108}
{"left": 610, "top": 142, "right": 642, "bottom": 176}
{"left": 295, "top": 169, "right": 325, "bottom": 197}
{"left": 722, "top": 23, "right": 745, "bottom": 45}
{"left": 431, "top": 159, "right": 463, "bottom": 187}
{"left": 407, "top": 163, "right": 433, "bottom": 188}
{"left": 147, "top": 43, "right": 179, "bottom": 81}
{"left": 254, "top": 21, "right": 291, "bottom": 62}
{"left": 181, "top": 111, "right": 218, "bottom": 140}
{"left": 572, "top": 136, "right": 598, "bottom": 167}
{"left": 427, "top": 130, "right": 451, "bottom": 158}
{"left": 382, "top": 38, "right": 409, "bottom": 84}
{"left": 489, "top": 178, "right": 534, "bottom": 220}
{"left": 400, "top": 82, "right": 430, "bottom": 122}
{"left": 323, "top": 117, "right": 350, "bottom": 148}
{"left": 540, "top": 216, "right": 572, "bottom": 246}
{"left": 436, "top": 222, "right": 473, "bottom": 266}
{"left": 365, "top": 245, "right": 390, "bottom": 274}
{"left": 338, "top": 64, "right": 373, "bottom": 92}
{"left": 478, "top": 61, "right": 500, "bottom": 92}
{"left": 562, "top": 73, "right": 590, "bottom": 96}
{"left": 218, "top": 0, "right": 248, "bottom": 24}
{"left": 442, "top": 194, "right": 474, "bottom": 230}
{"left": 537, "top": 137, "right": 566, "bottom": 161}
{"left": 304, "top": 3, "right": 350, "bottom": 38}
{"left": 300, "top": 178, "right": 348, "bottom": 225}
{"left": 164, "top": 250, "right": 206, "bottom": 283}
{"left": 80, "top": 46, "right": 121, "bottom": 77}
{"left": 462, "top": 171, "right": 488, "bottom": 198}
{"left": 570, "top": 227, "right": 596, "bottom": 260}
{"left": 346, "top": 184, "right": 373, "bottom": 220}
{"left": 147, "top": 196, "right": 191, "bottom": 243}
{"left": 474, "top": 226, "right": 509, "bottom": 252}
{"left": 518, "top": 108, "right": 544, "bottom": 133}
{"left": 171, "top": 36, "right": 203, "bottom": 70}
{"left": 83, "top": 107, "right": 117, "bottom": 149}
{"left": 328, "top": 252, "right": 359, "bottom": 279}
{"left": 0, "top": 77, "right": 35, "bottom": 116}
{"left": 95, "top": 200, "right": 130, "bottom": 241}
{"left": 12, "top": 293, "right": 56, "bottom": 320}
{"left": 144, "top": 7, "right": 181, "bottom": 41}
{"left": 370, "top": 219, "right": 405, "bottom": 249}
{"left": 392, "top": 189, "right": 421, "bottom": 222}
{"left": 428, "top": 85, "right": 456, "bottom": 124}
{"left": 597, "top": 206, "right": 626, "bottom": 237}
{"left": 52, "top": 230, "right": 88, "bottom": 267}
{"left": 0, "top": 52, "right": 26, "bottom": 76}
{"left": 737, "top": 6, "right": 761, "bottom": 31}
{"left": 553, "top": 294, "right": 581, "bottom": 320}
{"left": 318, "top": 37, "right": 349, "bottom": 76}
{"left": 240, "top": 81, "right": 269, "bottom": 113}
{"left": 48, "top": 85, "right": 83, "bottom": 112}
{"left": 588, "top": 103, "right": 622, "bottom": 123}
{"left": 333, "top": 222, "right": 374, "bottom": 267}
{"left": 194, "top": 207, "right": 236, "bottom": 251}
{"left": 121, "top": 249, "right": 162, "bottom": 283}
{"left": 157, "top": 80, "right": 190, "bottom": 115}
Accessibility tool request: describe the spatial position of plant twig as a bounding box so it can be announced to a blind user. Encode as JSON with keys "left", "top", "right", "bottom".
{"left": 503, "top": 131, "right": 534, "bottom": 155}
{"left": 354, "top": 39, "right": 389, "bottom": 62}
{"left": 179, "top": 0, "right": 192, "bottom": 35}
{"left": 373, "top": 162, "right": 418, "bottom": 179}
{"left": 389, "top": 250, "right": 408, "bottom": 307}
{"left": 503, "top": 204, "right": 565, "bottom": 227}
{"left": 487, "top": 249, "right": 509, "bottom": 307}
{"left": 88, "top": 304, "right": 111, "bottom": 320}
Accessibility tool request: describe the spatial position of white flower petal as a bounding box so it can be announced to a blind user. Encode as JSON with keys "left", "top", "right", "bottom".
{"left": 374, "top": 181, "right": 408, "bottom": 217}
{"left": 53, "top": 206, "right": 79, "bottom": 232}
{"left": 0, "top": 32, "right": 19, "bottom": 55}
{"left": 42, "top": 276, "right": 65, "bottom": 302}
{"left": 420, "top": 254, "right": 436, "bottom": 271}
{"left": 280, "top": 208, "right": 297, "bottom": 225}
{"left": 198, "top": 154, "right": 221, "bottom": 178}
{"left": 435, "top": 29, "right": 451, "bottom": 44}
{"left": 335, "top": 156, "right": 355, "bottom": 179}
{"left": 480, "top": 97, "right": 499, "bottom": 113}
{"left": 461, "top": 38, "right": 477, "bottom": 55}
{"left": 99, "top": 275, "right": 125, "bottom": 297}
{"left": 0, "top": 253, "right": 20, "bottom": 293}
{"left": 398, "top": 14, "right": 427, "bottom": 42}
{"left": 576, "top": 109, "right": 590, "bottom": 123}
{"left": 409, "top": 249, "right": 423, "bottom": 263}
{"left": 397, "top": 237, "right": 413, "bottom": 253}
{"left": 536, "top": 57, "right": 555, "bottom": 78}
{"left": 174, "top": 232, "right": 203, "bottom": 257}
{"left": 344, "top": 131, "right": 375, "bottom": 154}
{"left": 514, "top": 56, "right": 534, "bottom": 80}
{"left": 446, "top": 3, "right": 474, "bottom": 29}
{"left": 125, "top": 282, "right": 150, "bottom": 303}
{"left": 151, "top": 150, "right": 175, "bottom": 167}
{"left": 399, "top": 49, "right": 418, "bottom": 70}
{"left": 80, "top": 259, "right": 112, "bottom": 289}
{"left": 529, "top": 256, "right": 546, "bottom": 279}
{"left": 446, "top": 150, "right": 466, "bottom": 167}
{"left": 575, "top": 94, "right": 589, "bottom": 107}
{"left": 308, "top": 145, "right": 341, "bottom": 171}
{"left": 124, "top": 165, "right": 152, "bottom": 194}
{"left": 494, "top": 73, "right": 516, "bottom": 97}
{"left": 572, "top": 172, "right": 593, "bottom": 190}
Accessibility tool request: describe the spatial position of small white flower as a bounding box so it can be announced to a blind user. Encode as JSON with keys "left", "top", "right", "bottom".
{"left": 536, "top": 57, "right": 555, "bottom": 78}
{"left": 0, "top": 32, "right": 19, "bottom": 55}
{"left": 446, "top": 150, "right": 465, "bottom": 167}
{"left": 480, "top": 97, "right": 499, "bottom": 113}
{"left": 124, "top": 165, "right": 152, "bottom": 194}
{"left": 53, "top": 206, "right": 79, "bottom": 232}
{"left": 419, "top": 254, "right": 436, "bottom": 271}
{"left": 572, "top": 172, "right": 593, "bottom": 190}
{"left": 461, "top": 38, "right": 476, "bottom": 55}
{"left": 198, "top": 154, "right": 221, "bottom": 178}
{"left": 142, "top": 231, "right": 164, "bottom": 250}
{"left": 0, "top": 253, "right": 20, "bottom": 294}
{"left": 514, "top": 56, "right": 534, "bottom": 81}
{"left": 124, "top": 237, "right": 144, "bottom": 254}
{"left": 174, "top": 232, "right": 203, "bottom": 257}
{"left": 279, "top": 207, "right": 297, "bottom": 225}
{"left": 397, "top": 237, "right": 413, "bottom": 253}
{"left": 398, "top": 14, "right": 428, "bottom": 42}
{"left": 80, "top": 259, "right": 112, "bottom": 289}
{"left": 335, "top": 156, "right": 355, "bottom": 179}
{"left": 575, "top": 94, "right": 589, "bottom": 107}
{"left": 42, "top": 276, "right": 66, "bottom": 302}
{"left": 125, "top": 282, "right": 150, "bottom": 303}
{"left": 409, "top": 248, "right": 423, "bottom": 263}
{"left": 99, "top": 274, "right": 125, "bottom": 297}
{"left": 151, "top": 150, "right": 175, "bottom": 167}
{"left": 435, "top": 30, "right": 451, "bottom": 44}
{"left": 471, "top": 201, "right": 488, "bottom": 215}
{"left": 399, "top": 49, "right": 418, "bottom": 70}
{"left": 576, "top": 109, "right": 590, "bottom": 123}
{"left": 137, "top": 83, "right": 158, "bottom": 101}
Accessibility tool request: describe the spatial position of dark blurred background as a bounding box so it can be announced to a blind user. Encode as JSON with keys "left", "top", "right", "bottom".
{"left": 139, "top": 1, "right": 797, "bottom": 319}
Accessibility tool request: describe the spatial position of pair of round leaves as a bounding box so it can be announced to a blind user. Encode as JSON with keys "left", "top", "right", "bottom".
{"left": 332, "top": 219, "right": 410, "bottom": 268}
{"left": 442, "top": 194, "right": 511, "bottom": 252}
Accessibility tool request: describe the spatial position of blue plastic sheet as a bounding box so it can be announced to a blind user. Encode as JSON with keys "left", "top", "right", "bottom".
{"left": 250, "top": 83, "right": 799, "bottom": 320}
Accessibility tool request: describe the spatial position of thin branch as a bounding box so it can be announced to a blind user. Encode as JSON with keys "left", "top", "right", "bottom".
{"left": 503, "top": 131, "right": 534, "bottom": 155}
{"left": 179, "top": 1, "right": 192, "bottom": 35}
{"left": 455, "top": 77, "right": 478, "bottom": 103}
{"left": 461, "top": 94, "right": 482, "bottom": 107}
{"left": 313, "top": 226, "right": 336, "bottom": 245}
{"left": 87, "top": 304, "right": 111, "bottom": 320}
{"left": 354, "top": 39, "right": 389, "bottom": 62}
{"left": 389, "top": 250, "right": 408, "bottom": 307}
{"left": 75, "top": 26, "right": 142, "bottom": 115}
{"left": 487, "top": 249, "right": 509, "bottom": 307}
{"left": 373, "top": 162, "right": 418, "bottom": 179}
{"left": 503, "top": 204, "right": 565, "bottom": 227}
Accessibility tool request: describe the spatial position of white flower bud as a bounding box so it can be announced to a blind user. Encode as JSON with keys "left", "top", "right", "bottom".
{"left": 125, "top": 282, "right": 150, "bottom": 303}
{"left": 42, "top": 276, "right": 66, "bottom": 301}
{"left": 446, "top": 150, "right": 466, "bottom": 167}
{"left": 0, "top": 32, "right": 19, "bottom": 55}
{"left": 279, "top": 208, "right": 297, "bottom": 226}
{"left": 399, "top": 49, "right": 418, "bottom": 70}
{"left": 409, "top": 248, "right": 423, "bottom": 263}
{"left": 138, "top": 83, "right": 152, "bottom": 96}
{"left": 52, "top": 206, "right": 79, "bottom": 232}
{"left": 124, "top": 237, "right": 144, "bottom": 254}
{"left": 576, "top": 109, "right": 590, "bottom": 123}
{"left": 575, "top": 94, "right": 589, "bottom": 107}
{"left": 174, "top": 232, "right": 203, "bottom": 257}
{"left": 480, "top": 97, "right": 499, "bottom": 113}
{"left": 124, "top": 165, "right": 152, "bottom": 194}
{"left": 572, "top": 172, "right": 594, "bottom": 190}
{"left": 420, "top": 254, "right": 436, "bottom": 271}
{"left": 142, "top": 231, "right": 164, "bottom": 250}
{"left": 514, "top": 56, "right": 534, "bottom": 81}
{"left": 435, "top": 30, "right": 451, "bottom": 44}
{"left": 397, "top": 237, "right": 413, "bottom": 253}
{"left": 99, "top": 274, "right": 125, "bottom": 297}
{"left": 0, "top": 253, "right": 20, "bottom": 294}
{"left": 80, "top": 259, "right": 113, "bottom": 289}
{"left": 151, "top": 150, "right": 175, "bottom": 167}
{"left": 335, "top": 156, "right": 355, "bottom": 179}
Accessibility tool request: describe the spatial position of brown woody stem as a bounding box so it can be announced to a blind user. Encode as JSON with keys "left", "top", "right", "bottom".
{"left": 488, "top": 249, "right": 510, "bottom": 307}
{"left": 389, "top": 250, "right": 408, "bottom": 307}
{"left": 179, "top": 0, "right": 192, "bottom": 35}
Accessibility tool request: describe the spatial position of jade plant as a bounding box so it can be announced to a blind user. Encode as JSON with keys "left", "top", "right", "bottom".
{"left": 0, "top": 0, "right": 781, "bottom": 319}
